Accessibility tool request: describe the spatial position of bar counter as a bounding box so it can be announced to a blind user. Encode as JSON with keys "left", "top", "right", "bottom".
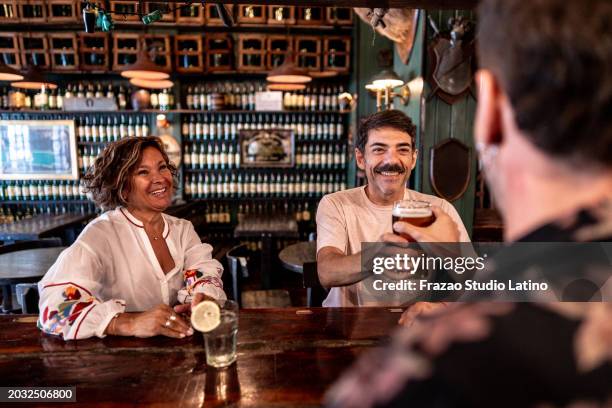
{"left": 0, "top": 307, "right": 403, "bottom": 407}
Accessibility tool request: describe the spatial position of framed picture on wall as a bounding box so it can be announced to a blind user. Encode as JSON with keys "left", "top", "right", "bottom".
{"left": 239, "top": 128, "right": 294, "bottom": 168}
{"left": 0, "top": 120, "right": 79, "bottom": 180}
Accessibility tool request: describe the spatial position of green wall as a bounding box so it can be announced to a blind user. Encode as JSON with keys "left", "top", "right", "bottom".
{"left": 353, "top": 9, "right": 477, "bottom": 235}
{"left": 419, "top": 10, "right": 477, "bottom": 234}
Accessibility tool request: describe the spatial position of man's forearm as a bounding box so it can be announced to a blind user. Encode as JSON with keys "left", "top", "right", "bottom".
{"left": 317, "top": 252, "right": 371, "bottom": 288}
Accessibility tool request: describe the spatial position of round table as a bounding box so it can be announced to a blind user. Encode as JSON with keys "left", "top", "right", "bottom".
{"left": 0, "top": 247, "right": 66, "bottom": 284}
{"left": 278, "top": 241, "right": 316, "bottom": 274}
{"left": 0, "top": 247, "right": 66, "bottom": 312}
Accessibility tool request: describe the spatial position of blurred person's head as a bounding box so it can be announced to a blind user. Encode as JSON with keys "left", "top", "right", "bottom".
{"left": 84, "top": 137, "right": 177, "bottom": 214}
{"left": 356, "top": 110, "right": 418, "bottom": 205}
{"left": 475, "top": 0, "right": 612, "bottom": 240}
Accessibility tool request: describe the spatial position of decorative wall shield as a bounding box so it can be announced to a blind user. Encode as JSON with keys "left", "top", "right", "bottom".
{"left": 427, "top": 17, "right": 475, "bottom": 104}
{"left": 429, "top": 138, "right": 471, "bottom": 202}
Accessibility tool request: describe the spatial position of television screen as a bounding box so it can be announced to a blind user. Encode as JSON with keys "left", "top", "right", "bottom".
{"left": 0, "top": 120, "right": 78, "bottom": 180}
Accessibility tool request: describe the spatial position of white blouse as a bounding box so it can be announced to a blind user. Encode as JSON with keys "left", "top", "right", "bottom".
{"left": 38, "top": 207, "right": 226, "bottom": 340}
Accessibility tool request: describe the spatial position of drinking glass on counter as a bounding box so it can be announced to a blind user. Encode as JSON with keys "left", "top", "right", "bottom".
{"left": 192, "top": 299, "right": 239, "bottom": 368}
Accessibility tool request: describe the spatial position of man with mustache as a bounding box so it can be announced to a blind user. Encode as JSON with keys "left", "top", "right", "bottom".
{"left": 316, "top": 109, "right": 470, "bottom": 307}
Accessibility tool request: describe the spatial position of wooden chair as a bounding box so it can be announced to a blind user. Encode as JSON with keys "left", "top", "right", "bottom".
{"left": 302, "top": 261, "right": 327, "bottom": 307}
{"left": 225, "top": 244, "right": 250, "bottom": 307}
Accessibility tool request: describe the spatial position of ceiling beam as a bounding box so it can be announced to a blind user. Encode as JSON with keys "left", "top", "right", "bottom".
{"left": 162, "top": 1, "right": 479, "bottom": 10}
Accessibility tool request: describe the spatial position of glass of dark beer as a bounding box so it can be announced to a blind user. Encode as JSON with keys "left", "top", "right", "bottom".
{"left": 392, "top": 200, "right": 435, "bottom": 241}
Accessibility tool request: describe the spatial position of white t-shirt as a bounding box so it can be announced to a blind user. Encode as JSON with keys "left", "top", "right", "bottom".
{"left": 38, "top": 207, "right": 226, "bottom": 340}
{"left": 316, "top": 186, "right": 470, "bottom": 307}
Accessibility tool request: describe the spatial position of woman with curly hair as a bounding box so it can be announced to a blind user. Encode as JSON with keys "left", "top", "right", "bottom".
{"left": 38, "top": 137, "right": 226, "bottom": 340}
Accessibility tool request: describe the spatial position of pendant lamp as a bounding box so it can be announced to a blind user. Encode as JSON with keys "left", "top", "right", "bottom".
{"left": 121, "top": 40, "right": 169, "bottom": 80}
{"left": 11, "top": 65, "right": 57, "bottom": 89}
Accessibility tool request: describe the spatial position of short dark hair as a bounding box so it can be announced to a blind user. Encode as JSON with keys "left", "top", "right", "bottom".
{"left": 83, "top": 136, "right": 178, "bottom": 211}
{"left": 357, "top": 110, "right": 417, "bottom": 152}
{"left": 478, "top": 0, "right": 612, "bottom": 167}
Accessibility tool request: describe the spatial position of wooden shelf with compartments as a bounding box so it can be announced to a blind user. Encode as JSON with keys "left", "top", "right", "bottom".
{"left": 146, "top": 1, "right": 174, "bottom": 23}
{"left": 109, "top": 0, "right": 139, "bottom": 22}
{"left": 205, "top": 33, "right": 232, "bottom": 72}
{"left": 266, "top": 35, "right": 291, "bottom": 70}
{"left": 296, "top": 6, "right": 325, "bottom": 26}
{"left": 295, "top": 36, "right": 321, "bottom": 72}
{"left": 47, "top": 0, "right": 77, "bottom": 23}
{"left": 326, "top": 7, "right": 353, "bottom": 25}
{"left": 237, "top": 4, "right": 266, "bottom": 25}
{"left": 323, "top": 36, "right": 351, "bottom": 73}
{"left": 267, "top": 5, "right": 294, "bottom": 25}
{"left": 144, "top": 33, "right": 172, "bottom": 72}
{"left": 112, "top": 33, "right": 172, "bottom": 72}
{"left": 175, "top": 2, "right": 204, "bottom": 25}
{"left": 18, "top": 0, "right": 46, "bottom": 23}
{"left": 174, "top": 34, "right": 204, "bottom": 73}
{"left": 112, "top": 32, "right": 139, "bottom": 71}
{"left": 0, "top": 0, "right": 18, "bottom": 23}
{"left": 79, "top": 32, "right": 109, "bottom": 71}
{"left": 19, "top": 32, "right": 50, "bottom": 69}
{"left": 237, "top": 34, "right": 266, "bottom": 72}
{"left": 48, "top": 32, "right": 79, "bottom": 71}
{"left": 0, "top": 32, "right": 21, "bottom": 70}
{"left": 205, "top": 3, "right": 234, "bottom": 26}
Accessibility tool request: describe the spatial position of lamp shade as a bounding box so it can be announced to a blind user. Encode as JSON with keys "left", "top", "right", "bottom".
{"left": 121, "top": 46, "right": 169, "bottom": 80}
{"left": 130, "top": 78, "right": 174, "bottom": 89}
{"left": 365, "top": 83, "right": 386, "bottom": 91}
{"left": 10, "top": 66, "right": 57, "bottom": 89}
{"left": 369, "top": 69, "right": 404, "bottom": 89}
{"left": 267, "top": 59, "right": 311, "bottom": 84}
{"left": 309, "top": 70, "right": 337, "bottom": 79}
{"left": 267, "top": 83, "right": 306, "bottom": 91}
{"left": 0, "top": 62, "right": 24, "bottom": 81}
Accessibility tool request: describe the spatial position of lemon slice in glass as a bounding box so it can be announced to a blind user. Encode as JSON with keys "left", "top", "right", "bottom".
{"left": 191, "top": 300, "right": 221, "bottom": 333}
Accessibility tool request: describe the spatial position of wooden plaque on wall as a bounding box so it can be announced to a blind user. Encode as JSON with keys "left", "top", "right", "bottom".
{"left": 429, "top": 138, "right": 471, "bottom": 202}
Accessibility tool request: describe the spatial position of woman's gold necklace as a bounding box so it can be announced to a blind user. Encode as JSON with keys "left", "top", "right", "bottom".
{"left": 146, "top": 222, "right": 163, "bottom": 241}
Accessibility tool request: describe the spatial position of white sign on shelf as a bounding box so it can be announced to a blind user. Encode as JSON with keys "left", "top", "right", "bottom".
{"left": 63, "top": 97, "right": 118, "bottom": 112}
{"left": 255, "top": 91, "right": 283, "bottom": 111}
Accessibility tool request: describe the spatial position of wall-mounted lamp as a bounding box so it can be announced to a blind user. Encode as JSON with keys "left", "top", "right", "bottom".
{"left": 366, "top": 71, "right": 424, "bottom": 111}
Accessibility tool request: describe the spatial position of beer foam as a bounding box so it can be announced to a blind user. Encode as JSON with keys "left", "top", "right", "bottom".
{"left": 392, "top": 207, "right": 432, "bottom": 218}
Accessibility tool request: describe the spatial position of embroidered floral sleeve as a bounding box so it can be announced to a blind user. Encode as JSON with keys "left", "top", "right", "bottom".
{"left": 38, "top": 243, "right": 126, "bottom": 340}
{"left": 178, "top": 222, "right": 227, "bottom": 303}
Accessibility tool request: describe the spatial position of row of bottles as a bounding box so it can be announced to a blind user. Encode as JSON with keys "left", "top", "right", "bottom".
{"left": 76, "top": 115, "right": 150, "bottom": 143}
{"left": 282, "top": 85, "right": 345, "bottom": 111}
{"left": 185, "top": 82, "right": 262, "bottom": 111}
{"left": 183, "top": 82, "right": 345, "bottom": 112}
{"left": 0, "top": 81, "right": 345, "bottom": 112}
{"left": 202, "top": 201, "right": 315, "bottom": 225}
{"left": 0, "top": 180, "right": 86, "bottom": 202}
{"left": 184, "top": 172, "right": 346, "bottom": 198}
{"left": 79, "top": 146, "right": 102, "bottom": 173}
{"left": 0, "top": 83, "right": 174, "bottom": 111}
{"left": 183, "top": 143, "right": 240, "bottom": 169}
{"left": 181, "top": 113, "right": 345, "bottom": 141}
{"left": 0, "top": 203, "right": 95, "bottom": 224}
{"left": 183, "top": 142, "right": 346, "bottom": 170}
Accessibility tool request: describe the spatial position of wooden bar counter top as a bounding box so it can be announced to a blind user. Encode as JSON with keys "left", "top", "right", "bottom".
{"left": 0, "top": 307, "right": 403, "bottom": 407}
